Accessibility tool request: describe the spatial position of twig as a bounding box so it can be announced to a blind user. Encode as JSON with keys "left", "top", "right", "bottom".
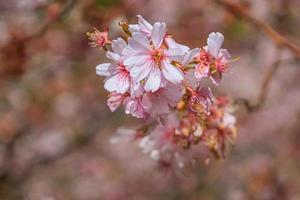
{"left": 214, "top": 0, "right": 300, "bottom": 59}
{"left": 236, "top": 51, "right": 282, "bottom": 111}
{"left": 25, "top": 0, "right": 77, "bottom": 42}
{"left": 0, "top": 0, "right": 78, "bottom": 183}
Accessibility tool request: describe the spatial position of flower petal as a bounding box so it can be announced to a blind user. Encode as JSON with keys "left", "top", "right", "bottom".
{"left": 165, "top": 37, "right": 189, "bottom": 52}
{"left": 195, "top": 64, "right": 209, "bottom": 80}
{"left": 144, "top": 64, "right": 161, "bottom": 92}
{"left": 161, "top": 60, "right": 184, "bottom": 84}
{"left": 111, "top": 38, "right": 127, "bottom": 55}
{"left": 137, "top": 15, "right": 153, "bottom": 31}
{"left": 207, "top": 32, "right": 224, "bottom": 58}
{"left": 124, "top": 55, "right": 149, "bottom": 67}
{"left": 107, "top": 93, "right": 124, "bottom": 112}
{"left": 130, "top": 61, "right": 152, "bottom": 82}
{"left": 130, "top": 32, "right": 151, "bottom": 51}
{"left": 106, "top": 51, "right": 120, "bottom": 62}
{"left": 104, "top": 74, "right": 130, "bottom": 94}
{"left": 219, "top": 49, "right": 231, "bottom": 60}
{"left": 151, "top": 22, "right": 166, "bottom": 49}
{"left": 182, "top": 48, "right": 199, "bottom": 66}
{"left": 96, "top": 63, "right": 114, "bottom": 76}
{"left": 210, "top": 72, "right": 222, "bottom": 85}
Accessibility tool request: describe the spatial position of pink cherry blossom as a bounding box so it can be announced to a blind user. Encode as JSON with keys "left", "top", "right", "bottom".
{"left": 124, "top": 22, "right": 186, "bottom": 92}
{"left": 128, "top": 15, "right": 153, "bottom": 38}
{"left": 123, "top": 96, "right": 147, "bottom": 119}
{"left": 96, "top": 38, "right": 131, "bottom": 94}
{"left": 193, "top": 32, "right": 231, "bottom": 84}
{"left": 141, "top": 83, "right": 183, "bottom": 117}
{"left": 87, "top": 27, "right": 111, "bottom": 48}
{"left": 188, "top": 87, "right": 214, "bottom": 114}
{"left": 138, "top": 113, "right": 192, "bottom": 170}
{"left": 107, "top": 92, "right": 127, "bottom": 112}
{"left": 89, "top": 16, "right": 237, "bottom": 170}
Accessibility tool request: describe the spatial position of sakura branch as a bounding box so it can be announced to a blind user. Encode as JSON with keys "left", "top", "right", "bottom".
{"left": 214, "top": 0, "right": 300, "bottom": 112}
{"left": 88, "top": 15, "right": 237, "bottom": 171}
{"left": 214, "top": 0, "right": 300, "bottom": 59}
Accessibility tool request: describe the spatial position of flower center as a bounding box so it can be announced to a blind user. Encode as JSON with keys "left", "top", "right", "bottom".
{"left": 151, "top": 49, "right": 165, "bottom": 63}
{"left": 197, "top": 49, "right": 211, "bottom": 66}
{"left": 118, "top": 63, "right": 129, "bottom": 76}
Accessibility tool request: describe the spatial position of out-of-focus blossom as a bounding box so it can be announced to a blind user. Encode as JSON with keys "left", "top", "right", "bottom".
{"left": 188, "top": 87, "right": 214, "bottom": 114}
{"left": 141, "top": 83, "right": 183, "bottom": 117}
{"left": 123, "top": 96, "right": 147, "bottom": 119}
{"left": 87, "top": 27, "right": 111, "bottom": 48}
{"left": 107, "top": 92, "right": 127, "bottom": 112}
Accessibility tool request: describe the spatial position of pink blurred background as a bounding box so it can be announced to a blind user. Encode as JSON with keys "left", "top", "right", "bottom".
{"left": 0, "top": 0, "right": 300, "bottom": 199}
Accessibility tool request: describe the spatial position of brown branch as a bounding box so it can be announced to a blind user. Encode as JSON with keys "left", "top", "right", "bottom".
{"left": 214, "top": 0, "right": 300, "bottom": 59}
{"left": 236, "top": 51, "right": 282, "bottom": 112}
{"left": 25, "top": 0, "right": 77, "bottom": 42}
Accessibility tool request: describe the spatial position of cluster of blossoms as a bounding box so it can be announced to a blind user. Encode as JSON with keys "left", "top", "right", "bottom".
{"left": 88, "top": 15, "right": 237, "bottom": 170}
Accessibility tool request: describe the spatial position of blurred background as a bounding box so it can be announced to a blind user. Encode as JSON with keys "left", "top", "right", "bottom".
{"left": 0, "top": 0, "right": 300, "bottom": 199}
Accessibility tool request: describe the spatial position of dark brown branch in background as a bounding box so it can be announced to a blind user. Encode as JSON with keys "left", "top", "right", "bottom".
{"left": 214, "top": 0, "right": 300, "bottom": 59}
{"left": 214, "top": 0, "right": 299, "bottom": 111}
{"left": 236, "top": 53, "right": 282, "bottom": 112}
{"left": 25, "top": 0, "right": 77, "bottom": 42}
{"left": 0, "top": 1, "right": 78, "bottom": 196}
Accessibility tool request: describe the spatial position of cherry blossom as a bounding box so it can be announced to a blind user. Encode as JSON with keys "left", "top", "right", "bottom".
{"left": 96, "top": 38, "right": 131, "bottom": 94}
{"left": 124, "top": 22, "right": 186, "bottom": 92}
{"left": 88, "top": 15, "right": 236, "bottom": 170}
{"left": 193, "top": 32, "right": 231, "bottom": 85}
{"left": 123, "top": 96, "right": 147, "bottom": 119}
{"left": 128, "top": 15, "right": 153, "bottom": 37}
{"left": 87, "top": 27, "right": 111, "bottom": 48}
{"left": 141, "top": 83, "right": 183, "bottom": 117}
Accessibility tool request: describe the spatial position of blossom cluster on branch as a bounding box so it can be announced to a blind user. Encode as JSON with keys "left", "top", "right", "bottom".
{"left": 88, "top": 15, "right": 237, "bottom": 170}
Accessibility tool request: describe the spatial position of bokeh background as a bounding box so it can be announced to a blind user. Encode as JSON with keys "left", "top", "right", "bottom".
{"left": 0, "top": 0, "right": 300, "bottom": 199}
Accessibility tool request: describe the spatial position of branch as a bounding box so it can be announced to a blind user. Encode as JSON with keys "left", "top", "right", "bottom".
{"left": 214, "top": 0, "right": 300, "bottom": 59}
{"left": 25, "top": 0, "right": 77, "bottom": 42}
{"left": 236, "top": 51, "right": 282, "bottom": 112}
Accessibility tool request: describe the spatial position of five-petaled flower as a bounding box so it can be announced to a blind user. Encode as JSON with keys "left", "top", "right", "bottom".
{"left": 89, "top": 15, "right": 236, "bottom": 170}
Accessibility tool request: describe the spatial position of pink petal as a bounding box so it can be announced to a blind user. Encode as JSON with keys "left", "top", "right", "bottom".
{"left": 165, "top": 37, "right": 189, "bottom": 52}
{"left": 130, "top": 33, "right": 151, "bottom": 51}
{"left": 111, "top": 38, "right": 127, "bottom": 55}
{"left": 162, "top": 83, "right": 183, "bottom": 106}
{"left": 104, "top": 74, "right": 130, "bottom": 94}
{"left": 106, "top": 51, "right": 120, "bottom": 62}
{"left": 96, "top": 63, "right": 114, "bottom": 76}
{"left": 144, "top": 64, "right": 161, "bottom": 92}
{"left": 161, "top": 60, "right": 184, "bottom": 84}
{"left": 182, "top": 48, "right": 199, "bottom": 66}
{"left": 137, "top": 15, "right": 153, "bottom": 31}
{"left": 124, "top": 55, "right": 149, "bottom": 66}
{"left": 207, "top": 32, "right": 224, "bottom": 58}
{"left": 151, "top": 22, "right": 166, "bottom": 49}
{"left": 195, "top": 64, "right": 209, "bottom": 80}
{"left": 219, "top": 49, "right": 231, "bottom": 60}
{"left": 130, "top": 61, "right": 152, "bottom": 82}
{"left": 107, "top": 93, "right": 124, "bottom": 112}
{"left": 210, "top": 72, "right": 222, "bottom": 85}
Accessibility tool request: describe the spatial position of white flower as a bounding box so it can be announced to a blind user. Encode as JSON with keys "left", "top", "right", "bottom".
{"left": 128, "top": 15, "right": 153, "bottom": 38}
{"left": 123, "top": 22, "right": 186, "bottom": 92}
{"left": 192, "top": 32, "right": 231, "bottom": 85}
{"left": 96, "top": 38, "right": 130, "bottom": 94}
